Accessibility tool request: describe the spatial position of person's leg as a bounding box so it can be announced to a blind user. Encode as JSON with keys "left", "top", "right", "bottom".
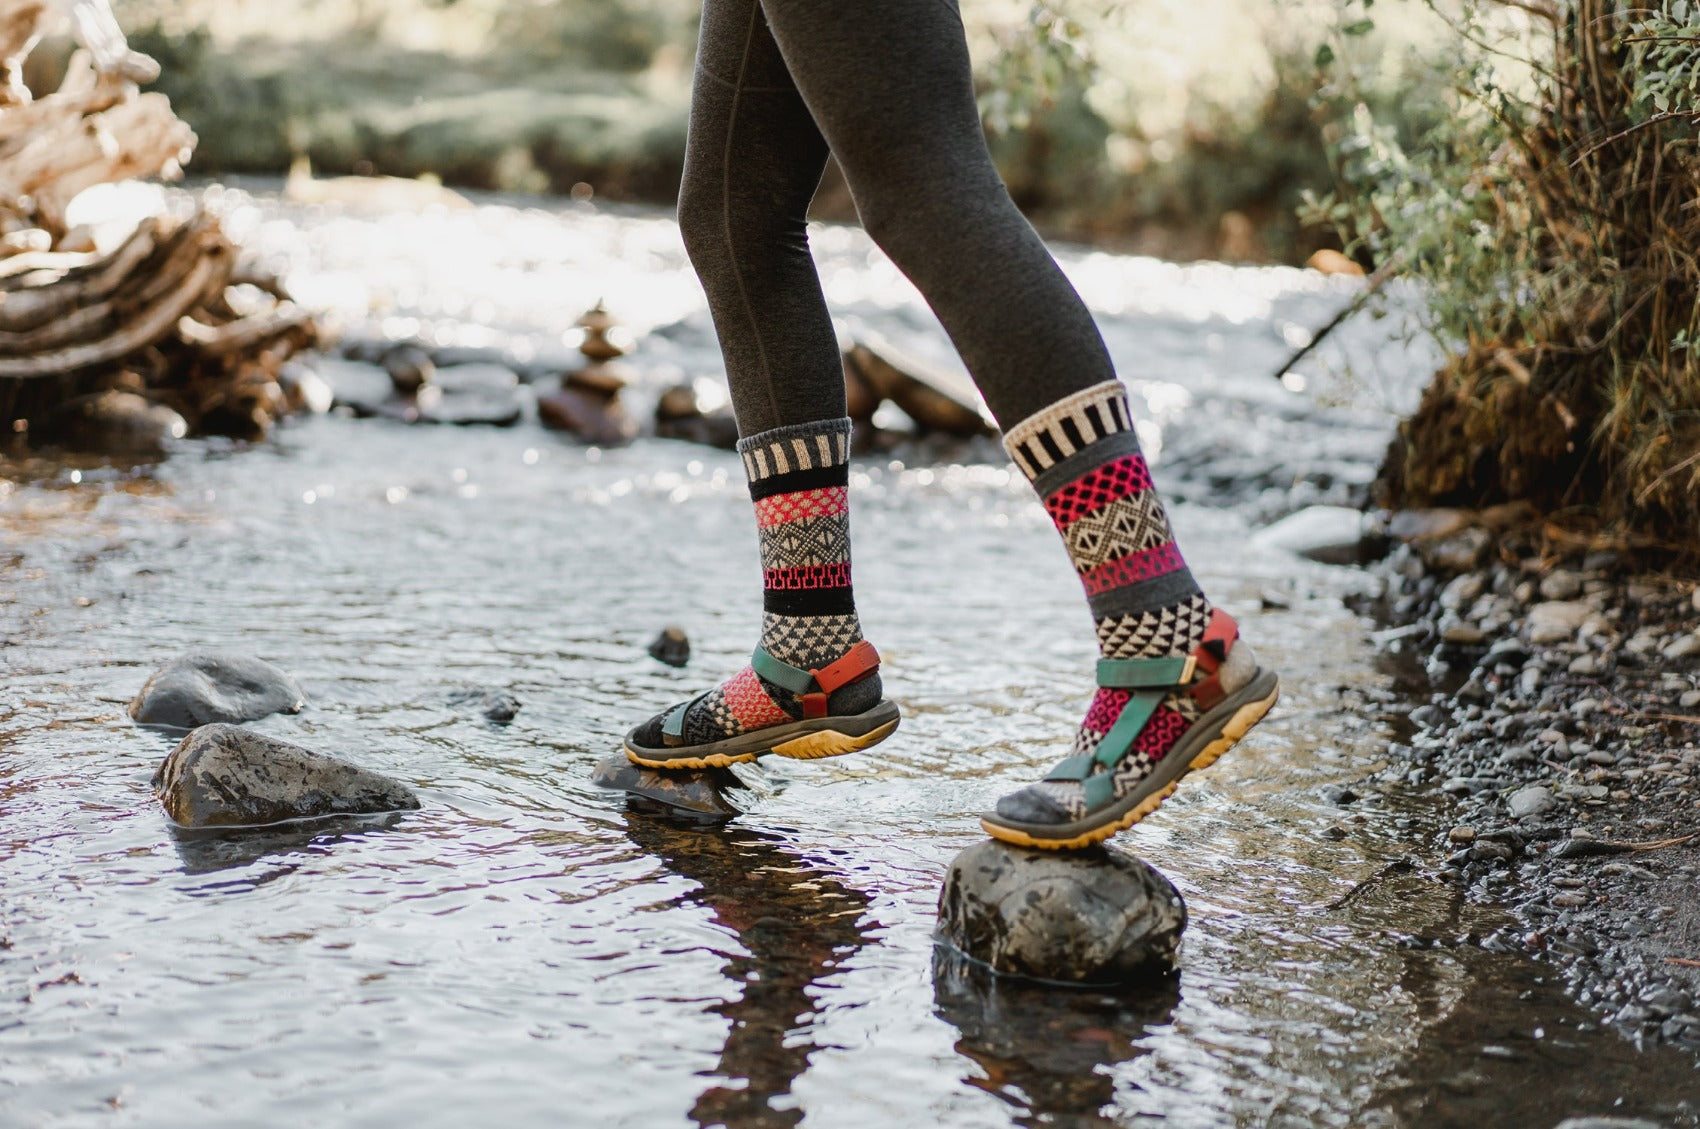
{"left": 625, "top": 0, "right": 894, "bottom": 767}
{"left": 757, "top": 0, "right": 1277, "bottom": 844}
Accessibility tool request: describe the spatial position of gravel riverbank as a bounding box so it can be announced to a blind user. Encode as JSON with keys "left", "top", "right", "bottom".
{"left": 1370, "top": 513, "right": 1700, "bottom": 1053}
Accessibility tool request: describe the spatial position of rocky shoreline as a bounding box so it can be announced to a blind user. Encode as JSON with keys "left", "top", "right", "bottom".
{"left": 1367, "top": 508, "right": 1700, "bottom": 1052}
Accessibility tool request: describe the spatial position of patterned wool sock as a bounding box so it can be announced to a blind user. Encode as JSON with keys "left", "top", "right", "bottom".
{"left": 672, "top": 417, "right": 878, "bottom": 744}
{"left": 1000, "top": 381, "right": 1216, "bottom": 817}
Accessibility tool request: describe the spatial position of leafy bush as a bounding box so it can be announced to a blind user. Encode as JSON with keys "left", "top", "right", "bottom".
{"left": 1311, "top": 0, "right": 1700, "bottom": 552}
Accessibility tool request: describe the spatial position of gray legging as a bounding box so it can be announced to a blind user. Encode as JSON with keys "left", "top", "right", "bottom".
{"left": 678, "top": 0, "right": 1117, "bottom": 435}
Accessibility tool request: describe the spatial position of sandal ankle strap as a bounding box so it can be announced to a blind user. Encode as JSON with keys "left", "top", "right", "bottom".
{"left": 750, "top": 639, "right": 880, "bottom": 719}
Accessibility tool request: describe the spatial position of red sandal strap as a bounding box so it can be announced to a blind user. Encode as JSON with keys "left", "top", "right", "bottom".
{"left": 1188, "top": 609, "right": 1241, "bottom": 709}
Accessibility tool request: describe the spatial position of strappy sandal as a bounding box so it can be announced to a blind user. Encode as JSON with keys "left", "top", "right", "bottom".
{"left": 624, "top": 639, "right": 901, "bottom": 770}
{"left": 981, "top": 610, "right": 1279, "bottom": 850}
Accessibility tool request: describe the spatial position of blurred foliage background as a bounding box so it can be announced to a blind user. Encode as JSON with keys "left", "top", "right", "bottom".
{"left": 85, "top": 0, "right": 1461, "bottom": 263}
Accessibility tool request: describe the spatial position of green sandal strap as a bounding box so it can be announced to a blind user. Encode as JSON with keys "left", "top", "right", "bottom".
{"left": 661, "top": 698, "right": 695, "bottom": 742}
{"left": 1096, "top": 654, "right": 1194, "bottom": 689}
{"left": 750, "top": 646, "right": 817, "bottom": 696}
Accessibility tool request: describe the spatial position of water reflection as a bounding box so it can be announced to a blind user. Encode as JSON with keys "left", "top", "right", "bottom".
{"left": 167, "top": 813, "right": 411, "bottom": 875}
{"left": 622, "top": 817, "right": 872, "bottom": 1128}
{"left": 933, "top": 947, "right": 1178, "bottom": 1126}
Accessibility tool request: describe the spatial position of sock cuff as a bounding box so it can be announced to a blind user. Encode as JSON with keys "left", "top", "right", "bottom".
{"left": 738, "top": 418, "right": 852, "bottom": 483}
{"left": 1001, "top": 381, "right": 1133, "bottom": 480}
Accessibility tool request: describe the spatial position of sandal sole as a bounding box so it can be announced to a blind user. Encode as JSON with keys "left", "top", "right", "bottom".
{"left": 979, "top": 670, "right": 1280, "bottom": 850}
{"left": 625, "top": 702, "right": 901, "bottom": 770}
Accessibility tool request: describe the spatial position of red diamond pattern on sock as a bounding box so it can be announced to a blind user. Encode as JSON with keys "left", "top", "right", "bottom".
{"left": 1043, "top": 454, "right": 1155, "bottom": 526}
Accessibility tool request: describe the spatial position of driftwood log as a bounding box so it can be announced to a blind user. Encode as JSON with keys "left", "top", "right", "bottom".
{"left": 0, "top": 0, "right": 316, "bottom": 447}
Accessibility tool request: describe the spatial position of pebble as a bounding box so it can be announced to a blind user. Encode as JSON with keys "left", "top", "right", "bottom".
{"left": 1693, "top": 587, "right": 1700, "bottom": 614}
{"left": 1551, "top": 892, "right": 1589, "bottom": 908}
{"left": 1507, "top": 785, "right": 1558, "bottom": 819}
{"left": 1419, "top": 527, "right": 1492, "bottom": 573}
{"left": 647, "top": 625, "right": 691, "bottom": 668}
{"left": 1539, "top": 571, "right": 1583, "bottom": 600}
{"left": 1567, "top": 654, "right": 1600, "bottom": 675}
{"left": 1442, "top": 622, "right": 1487, "bottom": 645}
{"left": 1553, "top": 1118, "right": 1664, "bottom": 1129}
{"left": 1447, "top": 825, "right": 1477, "bottom": 843}
{"left": 1320, "top": 824, "right": 1348, "bottom": 840}
{"left": 1662, "top": 633, "right": 1700, "bottom": 661}
{"left": 1527, "top": 601, "right": 1591, "bottom": 644}
{"left": 1439, "top": 572, "right": 1485, "bottom": 611}
{"left": 1680, "top": 690, "right": 1700, "bottom": 709}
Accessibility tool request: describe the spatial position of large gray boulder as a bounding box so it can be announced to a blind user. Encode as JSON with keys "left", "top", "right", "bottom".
{"left": 936, "top": 839, "right": 1186, "bottom": 985}
{"left": 152, "top": 724, "right": 419, "bottom": 828}
{"left": 130, "top": 652, "right": 305, "bottom": 728}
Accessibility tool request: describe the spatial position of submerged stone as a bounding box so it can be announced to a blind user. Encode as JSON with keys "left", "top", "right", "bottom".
{"left": 152, "top": 723, "right": 419, "bottom": 828}
{"left": 590, "top": 752, "right": 746, "bottom": 819}
{"left": 936, "top": 839, "right": 1185, "bottom": 985}
{"left": 447, "top": 687, "right": 520, "bottom": 723}
{"left": 130, "top": 652, "right": 306, "bottom": 729}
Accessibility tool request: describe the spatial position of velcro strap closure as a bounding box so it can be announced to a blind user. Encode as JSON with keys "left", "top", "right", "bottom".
{"left": 812, "top": 639, "right": 880, "bottom": 693}
{"left": 1043, "top": 753, "right": 1095, "bottom": 782}
{"left": 1097, "top": 654, "right": 1193, "bottom": 689}
{"left": 749, "top": 646, "right": 817, "bottom": 696}
{"left": 751, "top": 640, "right": 881, "bottom": 701}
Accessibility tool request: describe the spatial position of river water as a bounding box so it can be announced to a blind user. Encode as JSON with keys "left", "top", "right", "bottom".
{"left": 3, "top": 187, "right": 1698, "bottom": 1127}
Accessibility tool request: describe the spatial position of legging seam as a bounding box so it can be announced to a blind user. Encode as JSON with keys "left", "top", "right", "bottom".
{"left": 722, "top": 2, "right": 782, "bottom": 427}
{"left": 696, "top": 64, "right": 795, "bottom": 95}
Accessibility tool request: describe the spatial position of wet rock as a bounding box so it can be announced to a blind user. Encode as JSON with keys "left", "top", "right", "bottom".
{"left": 1447, "top": 825, "right": 1477, "bottom": 843}
{"left": 278, "top": 361, "right": 335, "bottom": 414}
{"left": 1251, "top": 505, "right": 1365, "bottom": 565}
{"left": 1538, "top": 571, "right": 1583, "bottom": 600}
{"left": 1410, "top": 703, "right": 1450, "bottom": 730}
{"left": 845, "top": 339, "right": 992, "bottom": 437}
{"left": 1439, "top": 572, "right": 1486, "bottom": 611}
{"left": 1554, "top": 837, "right": 1635, "bottom": 859}
{"left": 935, "top": 839, "right": 1184, "bottom": 985}
{"left": 1319, "top": 784, "right": 1359, "bottom": 806}
{"left": 130, "top": 652, "right": 306, "bottom": 729}
{"left": 647, "top": 625, "right": 691, "bottom": 668}
{"left": 654, "top": 383, "right": 739, "bottom": 450}
{"left": 1527, "top": 601, "right": 1591, "bottom": 644}
{"left": 1387, "top": 508, "right": 1474, "bottom": 543}
{"left": 1679, "top": 689, "right": 1700, "bottom": 709}
{"left": 382, "top": 343, "right": 434, "bottom": 394}
{"left": 1418, "top": 527, "right": 1492, "bottom": 573}
{"left": 36, "top": 391, "right": 187, "bottom": 457}
{"left": 152, "top": 723, "right": 419, "bottom": 828}
{"left": 1442, "top": 622, "right": 1487, "bottom": 645}
{"left": 1507, "top": 785, "right": 1558, "bottom": 819}
{"left": 448, "top": 688, "right": 520, "bottom": 723}
{"left": 539, "top": 384, "right": 637, "bottom": 446}
{"left": 320, "top": 357, "right": 395, "bottom": 413}
{"left": 589, "top": 752, "right": 746, "bottom": 819}
{"left": 1661, "top": 633, "right": 1700, "bottom": 661}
